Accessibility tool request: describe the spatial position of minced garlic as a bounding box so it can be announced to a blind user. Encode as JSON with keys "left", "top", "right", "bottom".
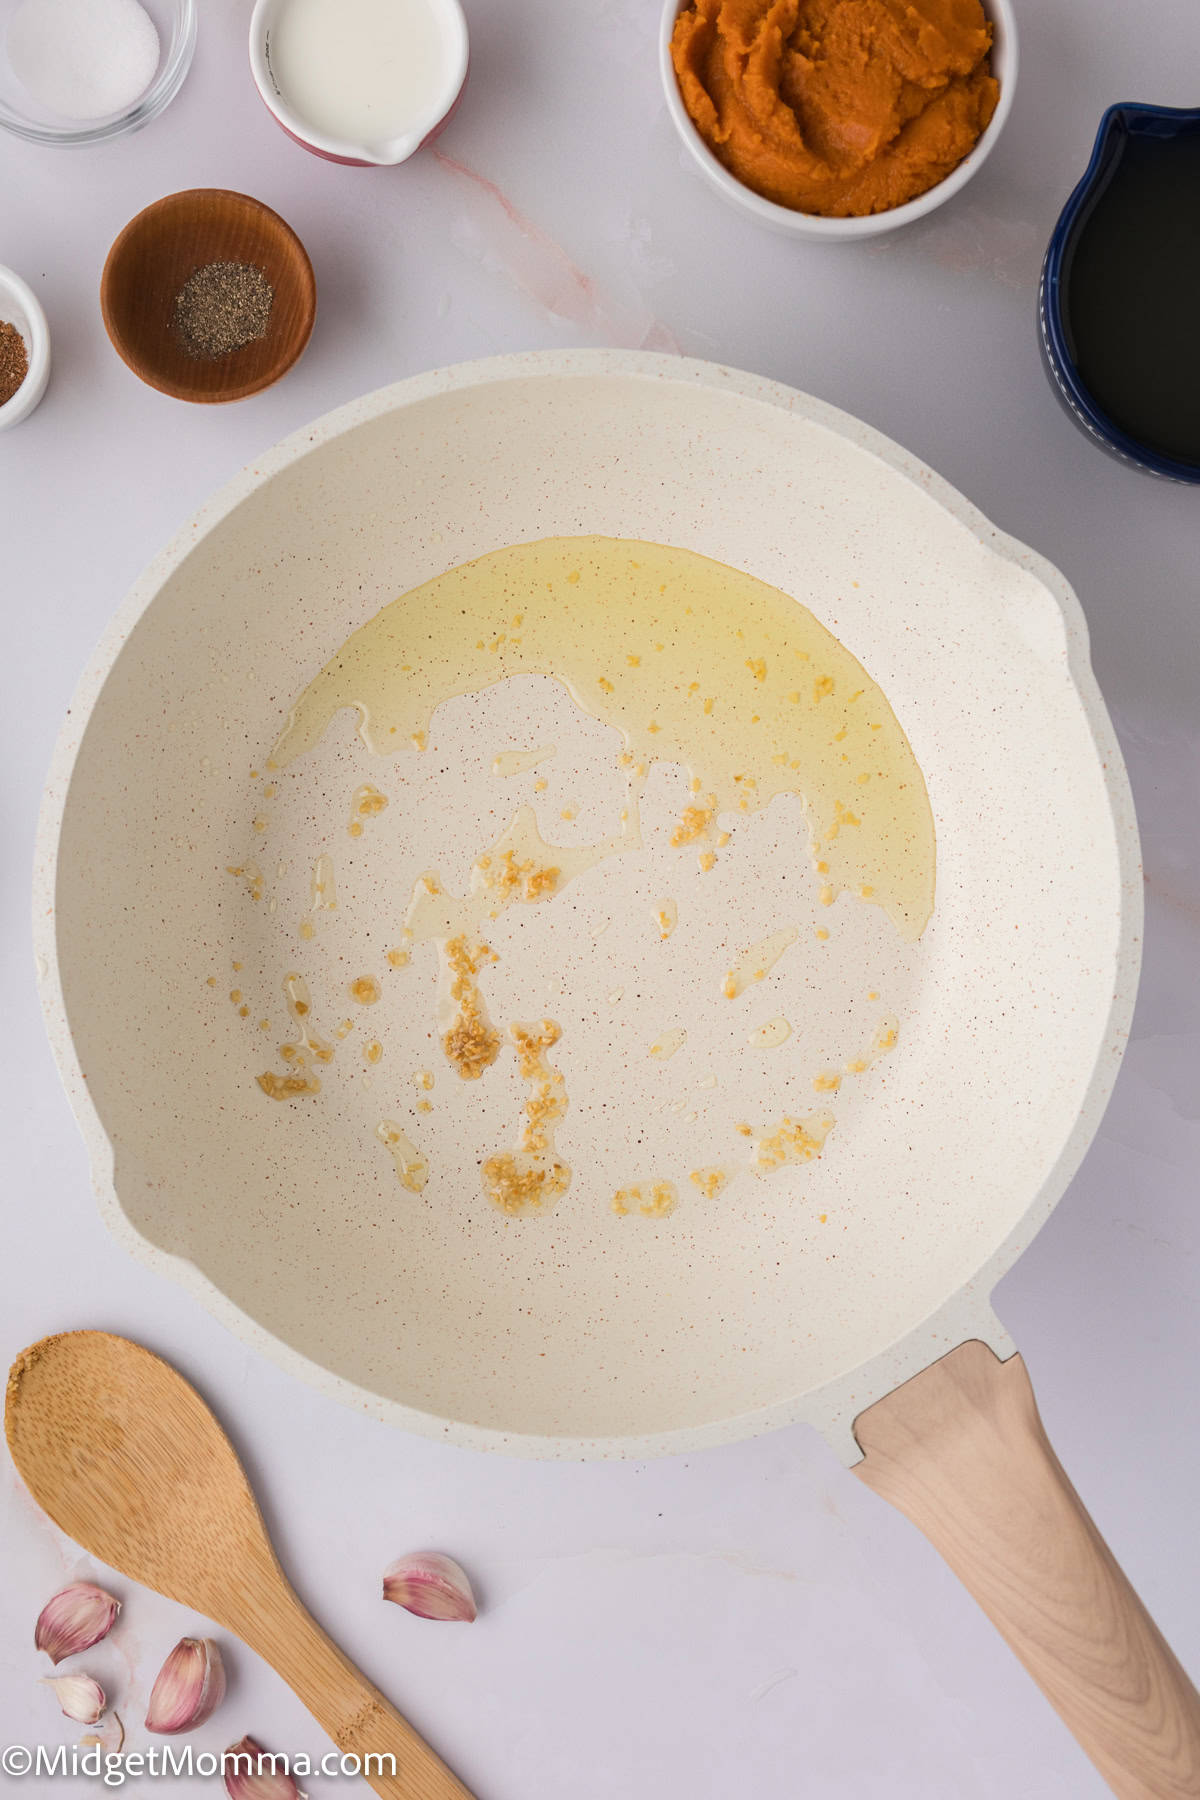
{"left": 442, "top": 936, "right": 501, "bottom": 1080}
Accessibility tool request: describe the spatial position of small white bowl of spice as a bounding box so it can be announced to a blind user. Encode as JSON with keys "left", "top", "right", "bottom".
{"left": 0, "top": 263, "right": 50, "bottom": 429}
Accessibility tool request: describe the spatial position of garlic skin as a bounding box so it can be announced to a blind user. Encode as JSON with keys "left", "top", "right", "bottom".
{"left": 223, "top": 1735, "right": 308, "bottom": 1799}
{"left": 145, "top": 1637, "right": 226, "bottom": 1735}
{"left": 80, "top": 1714, "right": 126, "bottom": 1754}
{"left": 41, "top": 1673, "right": 106, "bottom": 1724}
{"left": 382, "top": 1552, "right": 477, "bottom": 1622}
{"left": 35, "top": 1583, "right": 120, "bottom": 1663}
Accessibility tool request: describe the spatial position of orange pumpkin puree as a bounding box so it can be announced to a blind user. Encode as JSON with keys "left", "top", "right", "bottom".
{"left": 670, "top": 0, "right": 999, "bottom": 218}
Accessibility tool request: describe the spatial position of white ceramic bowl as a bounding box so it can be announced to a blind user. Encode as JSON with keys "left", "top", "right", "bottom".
{"left": 0, "top": 264, "right": 49, "bottom": 429}
{"left": 659, "top": 0, "right": 1017, "bottom": 240}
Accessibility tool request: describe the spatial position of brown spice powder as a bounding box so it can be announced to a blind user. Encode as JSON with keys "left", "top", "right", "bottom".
{"left": 173, "top": 262, "right": 274, "bottom": 360}
{"left": 0, "top": 320, "right": 29, "bottom": 407}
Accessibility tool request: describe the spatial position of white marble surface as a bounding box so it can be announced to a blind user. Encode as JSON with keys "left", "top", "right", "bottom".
{"left": 2, "top": 1, "right": 1199, "bottom": 1795}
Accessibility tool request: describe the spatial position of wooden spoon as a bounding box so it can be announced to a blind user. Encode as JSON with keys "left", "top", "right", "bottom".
{"left": 5, "top": 1332, "right": 476, "bottom": 1800}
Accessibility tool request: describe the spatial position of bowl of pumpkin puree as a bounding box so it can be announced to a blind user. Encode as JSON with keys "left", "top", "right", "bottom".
{"left": 660, "top": 0, "right": 1016, "bottom": 239}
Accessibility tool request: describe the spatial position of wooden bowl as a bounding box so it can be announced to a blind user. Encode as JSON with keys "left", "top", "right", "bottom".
{"left": 101, "top": 189, "right": 316, "bottom": 404}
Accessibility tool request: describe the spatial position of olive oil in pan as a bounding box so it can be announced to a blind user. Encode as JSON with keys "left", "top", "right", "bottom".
{"left": 1062, "top": 123, "right": 1200, "bottom": 467}
{"left": 272, "top": 536, "right": 936, "bottom": 940}
{"left": 261, "top": 537, "right": 927, "bottom": 1212}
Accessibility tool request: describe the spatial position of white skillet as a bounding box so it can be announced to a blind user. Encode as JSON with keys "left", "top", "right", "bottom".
{"left": 35, "top": 352, "right": 1200, "bottom": 1796}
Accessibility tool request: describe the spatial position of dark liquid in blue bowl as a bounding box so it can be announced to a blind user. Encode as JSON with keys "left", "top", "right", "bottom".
{"left": 1060, "top": 121, "right": 1200, "bottom": 469}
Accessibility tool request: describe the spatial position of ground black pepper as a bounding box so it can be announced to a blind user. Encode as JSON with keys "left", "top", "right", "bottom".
{"left": 173, "top": 262, "right": 274, "bottom": 360}
{"left": 0, "top": 320, "right": 29, "bottom": 406}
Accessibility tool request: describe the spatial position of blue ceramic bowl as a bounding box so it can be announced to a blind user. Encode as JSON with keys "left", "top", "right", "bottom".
{"left": 1039, "top": 101, "right": 1200, "bottom": 483}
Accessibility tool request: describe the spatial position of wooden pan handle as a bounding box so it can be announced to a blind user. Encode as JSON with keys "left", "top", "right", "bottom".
{"left": 233, "top": 1579, "right": 477, "bottom": 1800}
{"left": 852, "top": 1341, "right": 1200, "bottom": 1800}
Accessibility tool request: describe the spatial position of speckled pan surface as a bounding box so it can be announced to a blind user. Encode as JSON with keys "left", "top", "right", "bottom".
{"left": 34, "top": 351, "right": 1141, "bottom": 1466}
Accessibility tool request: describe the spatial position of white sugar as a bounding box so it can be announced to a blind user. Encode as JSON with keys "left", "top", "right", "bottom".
{"left": 8, "top": 0, "right": 160, "bottom": 122}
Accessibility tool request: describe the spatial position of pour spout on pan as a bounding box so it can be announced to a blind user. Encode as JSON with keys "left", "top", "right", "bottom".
{"left": 853, "top": 1342, "right": 1200, "bottom": 1800}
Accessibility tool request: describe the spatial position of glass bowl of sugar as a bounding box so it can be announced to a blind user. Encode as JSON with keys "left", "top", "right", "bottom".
{"left": 0, "top": 0, "right": 195, "bottom": 144}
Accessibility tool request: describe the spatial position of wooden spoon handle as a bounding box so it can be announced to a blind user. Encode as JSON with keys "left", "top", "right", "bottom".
{"left": 235, "top": 1581, "right": 476, "bottom": 1800}
{"left": 852, "top": 1341, "right": 1200, "bottom": 1800}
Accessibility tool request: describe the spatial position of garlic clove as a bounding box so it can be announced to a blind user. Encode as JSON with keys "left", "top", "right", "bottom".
{"left": 41, "top": 1673, "right": 106, "bottom": 1724}
{"left": 382, "top": 1551, "right": 477, "bottom": 1622}
{"left": 144, "top": 1637, "right": 226, "bottom": 1735}
{"left": 223, "top": 1735, "right": 308, "bottom": 1799}
{"left": 35, "top": 1583, "right": 120, "bottom": 1663}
